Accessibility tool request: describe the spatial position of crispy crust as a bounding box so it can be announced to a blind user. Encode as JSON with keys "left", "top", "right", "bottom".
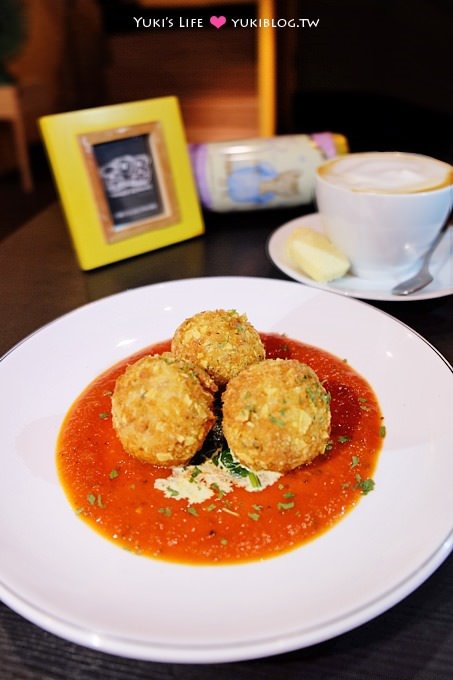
{"left": 171, "top": 309, "right": 265, "bottom": 387}
{"left": 111, "top": 353, "right": 216, "bottom": 466}
{"left": 222, "top": 359, "right": 331, "bottom": 472}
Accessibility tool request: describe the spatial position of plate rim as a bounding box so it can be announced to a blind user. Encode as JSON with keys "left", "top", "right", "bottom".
{"left": 1, "top": 535, "right": 452, "bottom": 663}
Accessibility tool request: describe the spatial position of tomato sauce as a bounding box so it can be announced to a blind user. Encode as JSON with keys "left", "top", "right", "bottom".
{"left": 56, "top": 334, "right": 384, "bottom": 565}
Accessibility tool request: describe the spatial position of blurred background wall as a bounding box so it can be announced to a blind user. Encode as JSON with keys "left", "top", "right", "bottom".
{"left": 0, "top": 0, "right": 105, "bottom": 172}
{"left": 291, "top": 0, "right": 453, "bottom": 160}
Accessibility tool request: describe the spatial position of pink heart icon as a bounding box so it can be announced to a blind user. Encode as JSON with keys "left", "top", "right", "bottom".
{"left": 210, "top": 15, "right": 226, "bottom": 29}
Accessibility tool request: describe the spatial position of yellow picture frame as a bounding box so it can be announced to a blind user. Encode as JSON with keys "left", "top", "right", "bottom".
{"left": 39, "top": 97, "right": 204, "bottom": 270}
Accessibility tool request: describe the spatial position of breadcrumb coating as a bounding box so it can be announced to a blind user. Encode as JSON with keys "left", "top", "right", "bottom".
{"left": 171, "top": 309, "right": 265, "bottom": 387}
{"left": 222, "top": 358, "right": 331, "bottom": 472}
{"left": 111, "top": 352, "right": 216, "bottom": 466}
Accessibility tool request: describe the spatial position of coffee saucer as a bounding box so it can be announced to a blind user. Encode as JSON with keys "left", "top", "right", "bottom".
{"left": 267, "top": 213, "right": 453, "bottom": 302}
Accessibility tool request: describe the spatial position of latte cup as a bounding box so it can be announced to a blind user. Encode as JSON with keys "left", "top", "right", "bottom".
{"left": 314, "top": 152, "right": 453, "bottom": 280}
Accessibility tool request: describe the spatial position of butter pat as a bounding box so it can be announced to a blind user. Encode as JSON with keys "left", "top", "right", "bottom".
{"left": 287, "top": 226, "right": 350, "bottom": 282}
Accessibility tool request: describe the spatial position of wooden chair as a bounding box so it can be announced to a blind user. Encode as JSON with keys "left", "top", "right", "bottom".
{"left": 0, "top": 85, "right": 33, "bottom": 191}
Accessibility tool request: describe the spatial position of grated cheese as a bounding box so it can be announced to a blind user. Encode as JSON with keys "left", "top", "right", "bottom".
{"left": 154, "top": 457, "right": 281, "bottom": 504}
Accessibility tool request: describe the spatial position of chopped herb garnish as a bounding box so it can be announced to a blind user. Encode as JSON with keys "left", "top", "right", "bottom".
{"left": 248, "top": 512, "right": 260, "bottom": 521}
{"left": 206, "top": 503, "right": 217, "bottom": 512}
{"left": 306, "top": 387, "right": 317, "bottom": 403}
{"left": 355, "top": 473, "right": 375, "bottom": 495}
{"left": 269, "top": 415, "right": 285, "bottom": 427}
{"left": 210, "top": 482, "right": 225, "bottom": 500}
{"left": 379, "top": 425, "right": 386, "bottom": 438}
{"left": 187, "top": 506, "right": 198, "bottom": 517}
{"left": 158, "top": 507, "right": 172, "bottom": 517}
{"left": 167, "top": 486, "right": 180, "bottom": 497}
{"left": 359, "top": 397, "right": 370, "bottom": 410}
{"left": 277, "top": 501, "right": 295, "bottom": 511}
{"left": 189, "top": 466, "right": 202, "bottom": 482}
{"left": 87, "top": 493, "right": 96, "bottom": 505}
{"left": 325, "top": 440, "right": 334, "bottom": 451}
{"left": 283, "top": 491, "right": 295, "bottom": 499}
{"left": 248, "top": 471, "right": 261, "bottom": 489}
{"left": 350, "top": 455, "right": 360, "bottom": 468}
{"left": 109, "top": 469, "right": 119, "bottom": 479}
{"left": 337, "top": 435, "right": 351, "bottom": 444}
{"left": 322, "top": 391, "right": 331, "bottom": 404}
{"left": 98, "top": 411, "right": 110, "bottom": 420}
{"left": 220, "top": 538, "right": 228, "bottom": 545}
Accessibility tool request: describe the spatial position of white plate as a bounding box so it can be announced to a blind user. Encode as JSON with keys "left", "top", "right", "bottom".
{"left": 0, "top": 277, "right": 452, "bottom": 663}
{"left": 267, "top": 213, "right": 453, "bottom": 301}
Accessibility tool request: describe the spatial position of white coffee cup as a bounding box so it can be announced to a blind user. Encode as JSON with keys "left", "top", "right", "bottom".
{"left": 315, "top": 152, "right": 453, "bottom": 280}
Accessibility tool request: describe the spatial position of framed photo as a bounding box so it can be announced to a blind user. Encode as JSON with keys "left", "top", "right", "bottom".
{"left": 39, "top": 97, "right": 204, "bottom": 270}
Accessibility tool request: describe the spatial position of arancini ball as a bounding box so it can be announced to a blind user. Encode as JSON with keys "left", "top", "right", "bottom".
{"left": 111, "top": 352, "right": 216, "bottom": 466}
{"left": 171, "top": 309, "right": 265, "bottom": 387}
{"left": 222, "top": 358, "right": 331, "bottom": 473}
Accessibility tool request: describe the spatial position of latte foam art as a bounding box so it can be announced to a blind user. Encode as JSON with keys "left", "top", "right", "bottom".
{"left": 319, "top": 153, "right": 452, "bottom": 193}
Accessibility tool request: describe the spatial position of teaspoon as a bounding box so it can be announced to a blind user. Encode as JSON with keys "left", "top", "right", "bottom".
{"left": 391, "top": 214, "right": 452, "bottom": 296}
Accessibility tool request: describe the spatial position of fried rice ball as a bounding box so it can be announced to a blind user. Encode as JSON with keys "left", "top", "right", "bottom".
{"left": 111, "top": 352, "right": 217, "bottom": 466}
{"left": 171, "top": 309, "right": 265, "bottom": 387}
{"left": 222, "top": 358, "right": 331, "bottom": 473}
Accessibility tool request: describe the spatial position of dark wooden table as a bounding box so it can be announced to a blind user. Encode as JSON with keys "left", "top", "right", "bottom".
{"left": 0, "top": 203, "right": 452, "bottom": 679}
